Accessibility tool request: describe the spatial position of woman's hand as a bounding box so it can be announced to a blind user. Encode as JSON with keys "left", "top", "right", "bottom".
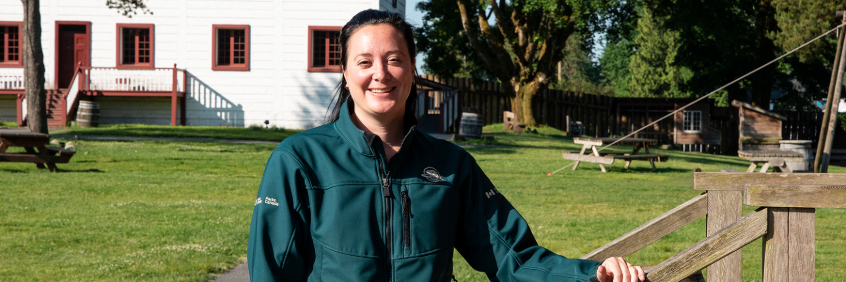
{"left": 596, "top": 257, "right": 645, "bottom": 282}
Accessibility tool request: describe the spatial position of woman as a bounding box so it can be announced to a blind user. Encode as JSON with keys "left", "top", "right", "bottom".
{"left": 248, "top": 9, "right": 645, "bottom": 282}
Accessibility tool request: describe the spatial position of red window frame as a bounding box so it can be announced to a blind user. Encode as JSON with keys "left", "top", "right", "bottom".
{"left": 0, "top": 21, "right": 23, "bottom": 68}
{"left": 116, "top": 23, "right": 155, "bottom": 69}
{"left": 308, "top": 26, "right": 342, "bottom": 73}
{"left": 212, "top": 25, "right": 250, "bottom": 71}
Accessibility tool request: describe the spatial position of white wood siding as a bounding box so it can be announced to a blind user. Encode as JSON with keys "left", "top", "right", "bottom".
{"left": 0, "top": 0, "right": 406, "bottom": 129}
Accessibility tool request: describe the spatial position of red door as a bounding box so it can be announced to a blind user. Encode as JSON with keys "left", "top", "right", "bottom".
{"left": 57, "top": 25, "right": 89, "bottom": 89}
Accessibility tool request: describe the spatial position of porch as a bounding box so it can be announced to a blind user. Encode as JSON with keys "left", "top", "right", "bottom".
{"left": 0, "top": 64, "right": 186, "bottom": 127}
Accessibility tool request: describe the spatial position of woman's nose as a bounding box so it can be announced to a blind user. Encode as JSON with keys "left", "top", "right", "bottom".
{"left": 372, "top": 60, "right": 390, "bottom": 82}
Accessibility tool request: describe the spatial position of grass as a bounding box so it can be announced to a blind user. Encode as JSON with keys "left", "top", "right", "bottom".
{"left": 57, "top": 124, "right": 301, "bottom": 142}
{"left": 1, "top": 124, "right": 844, "bottom": 281}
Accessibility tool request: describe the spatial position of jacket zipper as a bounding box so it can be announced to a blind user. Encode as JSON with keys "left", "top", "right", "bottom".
{"left": 401, "top": 191, "right": 410, "bottom": 248}
{"left": 377, "top": 156, "right": 392, "bottom": 282}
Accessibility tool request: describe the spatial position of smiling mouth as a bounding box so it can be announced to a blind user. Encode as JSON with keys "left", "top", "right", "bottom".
{"left": 369, "top": 87, "right": 395, "bottom": 93}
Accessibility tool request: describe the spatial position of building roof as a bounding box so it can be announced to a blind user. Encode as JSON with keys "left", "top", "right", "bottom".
{"left": 731, "top": 100, "right": 786, "bottom": 120}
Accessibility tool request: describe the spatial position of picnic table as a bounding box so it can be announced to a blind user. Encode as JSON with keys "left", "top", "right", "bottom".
{"left": 737, "top": 150, "right": 804, "bottom": 173}
{"left": 0, "top": 129, "right": 75, "bottom": 172}
{"left": 563, "top": 137, "right": 669, "bottom": 172}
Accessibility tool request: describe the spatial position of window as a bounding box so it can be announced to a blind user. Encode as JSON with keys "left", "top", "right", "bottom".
{"left": 683, "top": 111, "right": 702, "bottom": 132}
{"left": 308, "top": 26, "right": 342, "bottom": 72}
{"left": 392, "top": 0, "right": 397, "bottom": 8}
{"left": 0, "top": 22, "right": 22, "bottom": 67}
{"left": 213, "top": 25, "right": 250, "bottom": 71}
{"left": 116, "top": 24, "right": 154, "bottom": 69}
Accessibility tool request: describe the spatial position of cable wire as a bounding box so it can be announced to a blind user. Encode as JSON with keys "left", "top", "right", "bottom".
{"left": 548, "top": 21, "right": 846, "bottom": 175}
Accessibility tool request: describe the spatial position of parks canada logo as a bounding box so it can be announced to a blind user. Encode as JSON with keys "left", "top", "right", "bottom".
{"left": 421, "top": 167, "right": 443, "bottom": 182}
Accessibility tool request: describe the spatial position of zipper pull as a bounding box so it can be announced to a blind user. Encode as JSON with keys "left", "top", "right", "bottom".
{"left": 382, "top": 172, "right": 392, "bottom": 198}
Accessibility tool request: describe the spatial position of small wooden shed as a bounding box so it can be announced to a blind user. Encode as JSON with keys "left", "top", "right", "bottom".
{"left": 672, "top": 98, "right": 721, "bottom": 147}
{"left": 732, "top": 100, "right": 786, "bottom": 150}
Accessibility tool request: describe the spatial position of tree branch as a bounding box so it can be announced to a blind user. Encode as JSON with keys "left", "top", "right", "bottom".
{"left": 456, "top": 0, "right": 513, "bottom": 83}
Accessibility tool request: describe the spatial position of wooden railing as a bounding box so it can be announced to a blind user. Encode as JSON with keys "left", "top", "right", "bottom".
{"left": 0, "top": 67, "right": 24, "bottom": 90}
{"left": 583, "top": 172, "right": 846, "bottom": 282}
{"left": 79, "top": 65, "right": 185, "bottom": 92}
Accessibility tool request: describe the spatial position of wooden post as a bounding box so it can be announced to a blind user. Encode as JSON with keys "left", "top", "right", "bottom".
{"left": 171, "top": 63, "right": 177, "bottom": 126}
{"left": 763, "top": 207, "right": 815, "bottom": 282}
{"left": 820, "top": 15, "right": 846, "bottom": 172}
{"left": 815, "top": 13, "right": 846, "bottom": 172}
{"left": 181, "top": 68, "right": 187, "bottom": 126}
{"left": 706, "top": 190, "right": 743, "bottom": 282}
{"left": 763, "top": 207, "right": 789, "bottom": 281}
{"left": 788, "top": 208, "right": 815, "bottom": 282}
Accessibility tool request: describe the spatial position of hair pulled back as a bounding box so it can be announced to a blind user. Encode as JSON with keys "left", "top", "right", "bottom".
{"left": 324, "top": 9, "right": 418, "bottom": 124}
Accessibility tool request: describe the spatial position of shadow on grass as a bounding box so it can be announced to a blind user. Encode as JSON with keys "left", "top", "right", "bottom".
{"left": 669, "top": 155, "right": 751, "bottom": 168}
{"left": 57, "top": 168, "right": 105, "bottom": 173}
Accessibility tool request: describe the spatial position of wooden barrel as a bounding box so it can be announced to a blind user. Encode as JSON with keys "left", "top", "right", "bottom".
{"left": 459, "top": 112, "right": 482, "bottom": 139}
{"left": 780, "top": 140, "right": 813, "bottom": 171}
{"left": 77, "top": 101, "right": 100, "bottom": 128}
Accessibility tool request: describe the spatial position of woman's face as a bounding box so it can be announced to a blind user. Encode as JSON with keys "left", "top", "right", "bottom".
{"left": 343, "top": 23, "right": 415, "bottom": 122}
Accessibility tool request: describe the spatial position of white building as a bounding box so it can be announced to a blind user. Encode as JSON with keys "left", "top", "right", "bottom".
{"left": 0, "top": 0, "right": 405, "bottom": 128}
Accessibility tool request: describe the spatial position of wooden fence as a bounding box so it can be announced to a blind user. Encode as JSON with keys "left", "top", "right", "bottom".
{"left": 583, "top": 172, "right": 846, "bottom": 282}
{"left": 421, "top": 76, "right": 846, "bottom": 155}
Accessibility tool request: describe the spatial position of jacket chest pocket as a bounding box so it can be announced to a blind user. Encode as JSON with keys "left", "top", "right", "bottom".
{"left": 401, "top": 183, "right": 459, "bottom": 255}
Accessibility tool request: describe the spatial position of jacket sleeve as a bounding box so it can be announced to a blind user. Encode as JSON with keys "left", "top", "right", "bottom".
{"left": 248, "top": 149, "right": 311, "bottom": 281}
{"left": 454, "top": 152, "right": 601, "bottom": 282}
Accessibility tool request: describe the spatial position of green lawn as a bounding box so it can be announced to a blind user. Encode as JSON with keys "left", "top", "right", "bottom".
{"left": 58, "top": 124, "right": 300, "bottom": 142}
{"left": 1, "top": 124, "right": 844, "bottom": 281}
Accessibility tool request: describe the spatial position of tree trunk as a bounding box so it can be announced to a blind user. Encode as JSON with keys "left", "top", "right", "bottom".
{"left": 512, "top": 81, "right": 540, "bottom": 126}
{"left": 22, "top": 0, "right": 48, "bottom": 134}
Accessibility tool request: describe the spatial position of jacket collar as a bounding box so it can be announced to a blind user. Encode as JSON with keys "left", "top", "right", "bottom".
{"left": 333, "top": 100, "right": 417, "bottom": 157}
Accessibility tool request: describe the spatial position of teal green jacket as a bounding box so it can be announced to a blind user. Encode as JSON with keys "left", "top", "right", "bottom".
{"left": 248, "top": 103, "right": 601, "bottom": 281}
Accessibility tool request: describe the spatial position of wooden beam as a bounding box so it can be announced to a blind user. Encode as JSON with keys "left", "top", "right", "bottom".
{"left": 562, "top": 152, "right": 615, "bottom": 164}
{"left": 745, "top": 184, "right": 846, "bottom": 208}
{"left": 581, "top": 193, "right": 707, "bottom": 261}
{"left": 693, "top": 172, "right": 846, "bottom": 191}
{"left": 645, "top": 208, "right": 768, "bottom": 282}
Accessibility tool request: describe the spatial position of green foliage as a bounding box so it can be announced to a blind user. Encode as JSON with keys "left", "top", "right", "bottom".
{"left": 60, "top": 124, "right": 299, "bottom": 142}
{"left": 550, "top": 35, "right": 613, "bottom": 95}
{"left": 771, "top": 0, "right": 845, "bottom": 64}
{"left": 599, "top": 38, "right": 635, "bottom": 97}
{"left": 414, "top": 0, "right": 494, "bottom": 80}
{"left": 840, "top": 113, "right": 846, "bottom": 132}
{"left": 627, "top": 8, "right": 694, "bottom": 98}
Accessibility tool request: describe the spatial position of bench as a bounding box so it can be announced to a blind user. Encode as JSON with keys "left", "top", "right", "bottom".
{"left": 566, "top": 151, "right": 628, "bottom": 156}
{"left": 612, "top": 154, "right": 670, "bottom": 170}
{"left": 0, "top": 129, "right": 75, "bottom": 172}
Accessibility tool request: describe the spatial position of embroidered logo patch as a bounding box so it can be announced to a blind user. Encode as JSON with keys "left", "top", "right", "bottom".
{"left": 421, "top": 167, "right": 443, "bottom": 182}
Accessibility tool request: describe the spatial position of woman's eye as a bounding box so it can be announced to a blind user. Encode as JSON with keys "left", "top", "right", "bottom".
{"left": 358, "top": 60, "right": 371, "bottom": 66}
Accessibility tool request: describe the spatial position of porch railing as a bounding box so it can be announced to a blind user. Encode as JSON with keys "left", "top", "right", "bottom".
{"left": 0, "top": 68, "right": 24, "bottom": 90}
{"left": 79, "top": 65, "right": 185, "bottom": 92}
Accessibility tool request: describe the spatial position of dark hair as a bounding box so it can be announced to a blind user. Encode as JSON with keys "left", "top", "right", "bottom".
{"left": 324, "top": 9, "right": 418, "bottom": 124}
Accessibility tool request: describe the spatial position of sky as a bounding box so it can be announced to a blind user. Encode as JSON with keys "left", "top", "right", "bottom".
{"left": 405, "top": 0, "right": 427, "bottom": 74}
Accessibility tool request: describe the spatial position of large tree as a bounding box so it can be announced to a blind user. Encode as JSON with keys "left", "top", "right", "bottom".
{"left": 627, "top": 8, "right": 693, "bottom": 98}
{"left": 21, "top": 0, "right": 47, "bottom": 134}
{"left": 20, "top": 0, "right": 150, "bottom": 134}
{"left": 418, "top": 0, "right": 625, "bottom": 126}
